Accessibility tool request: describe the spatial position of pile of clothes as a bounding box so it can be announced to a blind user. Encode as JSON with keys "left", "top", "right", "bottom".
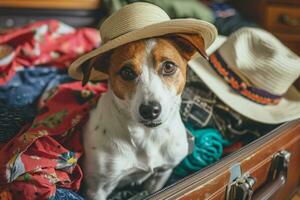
{"left": 0, "top": 20, "right": 101, "bottom": 145}
{"left": 0, "top": 20, "right": 102, "bottom": 200}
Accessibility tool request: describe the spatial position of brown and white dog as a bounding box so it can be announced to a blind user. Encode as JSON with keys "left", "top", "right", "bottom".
{"left": 81, "top": 34, "right": 207, "bottom": 200}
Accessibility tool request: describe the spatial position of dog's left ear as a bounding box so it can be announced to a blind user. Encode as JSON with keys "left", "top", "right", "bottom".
{"left": 166, "top": 34, "right": 208, "bottom": 61}
{"left": 81, "top": 59, "right": 94, "bottom": 86}
{"left": 81, "top": 52, "right": 111, "bottom": 86}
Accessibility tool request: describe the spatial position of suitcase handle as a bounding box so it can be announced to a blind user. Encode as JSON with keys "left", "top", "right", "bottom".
{"left": 227, "top": 150, "right": 291, "bottom": 200}
{"left": 251, "top": 172, "right": 285, "bottom": 200}
{"left": 252, "top": 150, "right": 291, "bottom": 200}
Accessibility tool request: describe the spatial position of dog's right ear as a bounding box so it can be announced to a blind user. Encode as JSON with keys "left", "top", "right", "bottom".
{"left": 81, "top": 52, "right": 111, "bottom": 86}
{"left": 166, "top": 34, "right": 208, "bottom": 62}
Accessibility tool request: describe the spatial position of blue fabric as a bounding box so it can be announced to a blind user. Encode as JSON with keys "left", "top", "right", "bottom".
{"left": 54, "top": 188, "right": 85, "bottom": 200}
{"left": 0, "top": 67, "right": 74, "bottom": 143}
{"left": 0, "top": 67, "right": 58, "bottom": 107}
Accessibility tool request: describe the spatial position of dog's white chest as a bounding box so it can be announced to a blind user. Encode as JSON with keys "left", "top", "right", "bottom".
{"left": 82, "top": 92, "right": 188, "bottom": 199}
{"left": 94, "top": 127, "right": 186, "bottom": 188}
{"left": 115, "top": 139, "right": 173, "bottom": 186}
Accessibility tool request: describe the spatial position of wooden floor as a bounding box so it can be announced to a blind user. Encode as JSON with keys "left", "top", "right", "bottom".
{"left": 292, "top": 188, "right": 300, "bottom": 200}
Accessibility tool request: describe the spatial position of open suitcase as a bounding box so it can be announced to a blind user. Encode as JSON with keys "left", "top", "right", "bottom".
{"left": 149, "top": 119, "right": 300, "bottom": 200}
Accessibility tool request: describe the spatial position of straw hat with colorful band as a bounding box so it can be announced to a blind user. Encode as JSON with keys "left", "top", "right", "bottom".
{"left": 209, "top": 51, "right": 281, "bottom": 105}
{"left": 189, "top": 27, "right": 300, "bottom": 124}
{"left": 68, "top": 2, "right": 217, "bottom": 81}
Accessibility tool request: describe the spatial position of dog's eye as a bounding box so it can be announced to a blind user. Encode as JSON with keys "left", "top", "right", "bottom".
{"left": 119, "top": 66, "right": 137, "bottom": 81}
{"left": 162, "top": 61, "right": 177, "bottom": 76}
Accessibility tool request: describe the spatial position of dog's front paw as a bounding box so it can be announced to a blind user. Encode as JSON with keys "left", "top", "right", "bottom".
{"left": 143, "top": 178, "right": 161, "bottom": 194}
{"left": 143, "top": 169, "right": 172, "bottom": 194}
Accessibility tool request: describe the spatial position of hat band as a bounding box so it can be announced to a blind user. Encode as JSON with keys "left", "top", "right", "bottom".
{"left": 209, "top": 51, "right": 281, "bottom": 105}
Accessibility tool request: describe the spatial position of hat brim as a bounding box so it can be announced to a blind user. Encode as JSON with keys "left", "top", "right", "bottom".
{"left": 68, "top": 19, "right": 217, "bottom": 81}
{"left": 189, "top": 53, "right": 300, "bottom": 124}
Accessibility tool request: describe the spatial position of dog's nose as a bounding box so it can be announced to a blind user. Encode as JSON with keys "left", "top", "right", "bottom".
{"left": 139, "top": 101, "right": 161, "bottom": 120}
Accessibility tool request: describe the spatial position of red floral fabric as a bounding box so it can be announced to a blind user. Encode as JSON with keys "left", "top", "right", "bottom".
{"left": 0, "top": 20, "right": 100, "bottom": 85}
{"left": 0, "top": 81, "right": 107, "bottom": 200}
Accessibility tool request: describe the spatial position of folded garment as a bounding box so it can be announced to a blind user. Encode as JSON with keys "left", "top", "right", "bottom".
{"left": 0, "top": 81, "right": 107, "bottom": 200}
{"left": 165, "top": 127, "right": 230, "bottom": 186}
{"left": 0, "top": 20, "right": 100, "bottom": 85}
{"left": 172, "top": 127, "right": 230, "bottom": 178}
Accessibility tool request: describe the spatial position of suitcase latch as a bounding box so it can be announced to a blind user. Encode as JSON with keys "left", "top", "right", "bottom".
{"left": 227, "top": 150, "right": 291, "bottom": 200}
{"left": 227, "top": 173, "right": 256, "bottom": 200}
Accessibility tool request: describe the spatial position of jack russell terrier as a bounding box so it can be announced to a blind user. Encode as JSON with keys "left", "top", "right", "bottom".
{"left": 81, "top": 33, "right": 207, "bottom": 200}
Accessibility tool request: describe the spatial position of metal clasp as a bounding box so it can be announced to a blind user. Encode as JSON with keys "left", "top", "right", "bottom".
{"left": 227, "top": 172, "right": 256, "bottom": 200}
{"left": 226, "top": 150, "right": 291, "bottom": 200}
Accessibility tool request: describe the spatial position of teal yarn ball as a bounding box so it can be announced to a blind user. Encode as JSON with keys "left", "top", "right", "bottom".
{"left": 173, "top": 125, "right": 230, "bottom": 177}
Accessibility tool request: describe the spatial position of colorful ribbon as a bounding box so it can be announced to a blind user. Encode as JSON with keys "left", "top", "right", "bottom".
{"left": 209, "top": 51, "right": 281, "bottom": 105}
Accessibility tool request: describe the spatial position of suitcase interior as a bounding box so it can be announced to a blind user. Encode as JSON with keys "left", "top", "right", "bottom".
{"left": 148, "top": 119, "right": 300, "bottom": 200}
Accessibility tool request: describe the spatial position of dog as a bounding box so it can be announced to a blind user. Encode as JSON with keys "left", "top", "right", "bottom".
{"left": 81, "top": 33, "right": 207, "bottom": 200}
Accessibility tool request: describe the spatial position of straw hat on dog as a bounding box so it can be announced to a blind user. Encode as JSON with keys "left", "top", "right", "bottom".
{"left": 69, "top": 2, "right": 217, "bottom": 81}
